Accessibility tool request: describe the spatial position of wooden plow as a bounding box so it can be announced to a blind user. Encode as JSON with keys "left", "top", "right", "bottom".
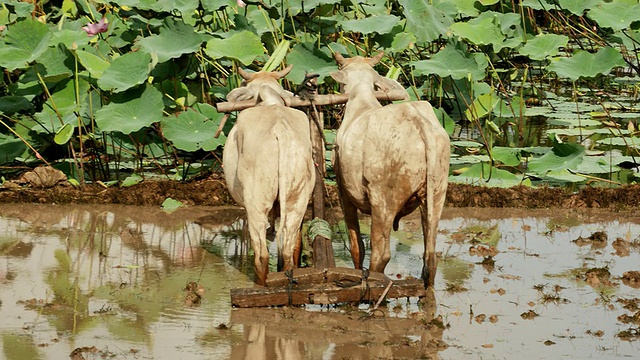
{"left": 230, "top": 267, "right": 427, "bottom": 308}
{"left": 217, "top": 76, "right": 414, "bottom": 308}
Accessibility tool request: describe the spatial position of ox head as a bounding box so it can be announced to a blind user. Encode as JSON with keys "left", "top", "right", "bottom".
{"left": 330, "top": 51, "right": 407, "bottom": 97}
{"left": 227, "top": 65, "right": 295, "bottom": 106}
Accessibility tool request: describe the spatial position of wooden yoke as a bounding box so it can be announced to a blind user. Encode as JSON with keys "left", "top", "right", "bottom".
{"left": 215, "top": 90, "right": 409, "bottom": 113}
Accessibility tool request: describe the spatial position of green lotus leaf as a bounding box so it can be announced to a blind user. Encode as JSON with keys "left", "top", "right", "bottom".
{"left": 51, "top": 28, "right": 91, "bottom": 50}
{"left": 33, "top": 78, "right": 90, "bottom": 133}
{"left": 287, "top": 43, "right": 336, "bottom": 84}
{"left": 519, "top": 34, "right": 569, "bottom": 61}
{"left": 95, "top": 85, "right": 163, "bottom": 134}
{"left": 412, "top": 45, "right": 487, "bottom": 80}
{"left": 200, "top": 0, "right": 238, "bottom": 11}
{"left": 433, "top": 107, "right": 455, "bottom": 135}
{"left": 546, "top": 118, "right": 601, "bottom": 127}
{"left": 449, "top": 162, "right": 528, "bottom": 188}
{"left": 0, "top": 19, "right": 52, "bottom": 70}
{"left": 0, "top": 96, "right": 33, "bottom": 114}
{"left": 465, "top": 92, "right": 500, "bottom": 120}
{"left": 204, "top": 30, "right": 263, "bottom": 66}
{"left": 162, "top": 197, "right": 185, "bottom": 213}
{"left": 527, "top": 142, "right": 585, "bottom": 175}
{"left": 121, "top": 173, "right": 143, "bottom": 187}
{"left": 494, "top": 96, "right": 526, "bottom": 118}
{"left": 244, "top": 8, "right": 280, "bottom": 36}
{"left": 0, "top": 134, "right": 27, "bottom": 165}
{"left": 75, "top": 50, "right": 110, "bottom": 79}
{"left": 492, "top": 147, "right": 522, "bottom": 167}
{"left": 520, "top": 0, "right": 553, "bottom": 10}
{"left": 450, "top": 17, "right": 503, "bottom": 46}
{"left": 98, "top": 51, "right": 152, "bottom": 92}
{"left": 548, "top": 47, "right": 625, "bottom": 80}
{"left": 160, "top": 108, "right": 225, "bottom": 152}
{"left": 449, "top": 154, "right": 491, "bottom": 165}
{"left": 113, "top": 0, "right": 165, "bottom": 11}
{"left": 54, "top": 123, "right": 74, "bottom": 145}
{"left": 158, "top": 80, "right": 198, "bottom": 108}
{"left": 389, "top": 31, "right": 417, "bottom": 53}
{"left": 34, "top": 44, "right": 74, "bottom": 81}
{"left": 451, "top": 0, "right": 480, "bottom": 16}
{"left": 137, "top": 18, "right": 205, "bottom": 63}
{"left": 541, "top": 169, "right": 586, "bottom": 183}
{"left": 451, "top": 140, "right": 484, "bottom": 148}
{"left": 548, "top": 128, "right": 599, "bottom": 137}
{"left": 557, "top": 0, "right": 600, "bottom": 16}
{"left": 587, "top": 1, "right": 640, "bottom": 31}
{"left": 400, "top": 0, "right": 452, "bottom": 44}
{"left": 595, "top": 136, "right": 640, "bottom": 148}
{"left": 339, "top": 15, "right": 401, "bottom": 35}
{"left": 575, "top": 156, "right": 621, "bottom": 174}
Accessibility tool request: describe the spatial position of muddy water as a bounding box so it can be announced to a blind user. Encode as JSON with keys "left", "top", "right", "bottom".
{"left": 0, "top": 205, "right": 639, "bottom": 359}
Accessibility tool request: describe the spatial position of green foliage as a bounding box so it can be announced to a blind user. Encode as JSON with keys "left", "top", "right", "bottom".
{"left": 548, "top": 47, "right": 626, "bottom": 80}
{"left": 0, "top": 0, "right": 638, "bottom": 188}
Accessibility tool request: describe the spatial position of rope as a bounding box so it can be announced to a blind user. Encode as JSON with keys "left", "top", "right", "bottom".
{"left": 334, "top": 268, "right": 372, "bottom": 303}
{"left": 307, "top": 217, "right": 332, "bottom": 242}
{"left": 285, "top": 269, "right": 297, "bottom": 306}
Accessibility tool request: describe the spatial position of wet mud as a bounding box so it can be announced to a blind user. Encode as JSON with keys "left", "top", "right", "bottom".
{"left": 1, "top": 204, "right": 640, "bottom": 359}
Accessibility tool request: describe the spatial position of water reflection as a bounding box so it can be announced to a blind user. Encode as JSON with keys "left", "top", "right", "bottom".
{"left": 1, "top": 205, "right": 639, "bottom": 359}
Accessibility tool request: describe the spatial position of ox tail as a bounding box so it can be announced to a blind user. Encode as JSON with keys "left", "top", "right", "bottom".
{"left": 275, "top": 120, "right": 291, "bottom": 272}
{"left": 414, "top": 101, "right": 448, "bottom": 288}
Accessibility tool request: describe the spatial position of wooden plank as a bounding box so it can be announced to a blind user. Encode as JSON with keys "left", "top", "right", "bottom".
{"left": 215, "top": 90, "right": 409, "bottom": 113}
{"left": 231, "top": 277, "right": 426, "bottom": 308}
{"left": 265, "top": 267, "right": 390, "bottom": 287}
{"left": 266, "top": 268, "right": 326, "bottom": 287}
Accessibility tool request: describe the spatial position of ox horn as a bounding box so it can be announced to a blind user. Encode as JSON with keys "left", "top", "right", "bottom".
{"left": 237, "top": 67, "right": 256, "bottom": 81}
{"left": 334, "top": 52, "right": 347, "bottom": 66}
{"left": 368, "top": 51, "right": 385, "bottom": 66}
{"left": 273, "top": 64, "right": 294, "bottom": 79}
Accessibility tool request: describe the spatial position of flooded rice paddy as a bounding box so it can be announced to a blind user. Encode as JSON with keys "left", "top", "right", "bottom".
{"left": 1, "top": 204, "right": 639, "bottom": 359}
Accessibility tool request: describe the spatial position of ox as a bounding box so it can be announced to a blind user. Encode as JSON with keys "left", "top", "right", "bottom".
{"left": 330, "top": 52, "right": 450, "bottom": 288}
{"left": 223, "top": 65, "right": 315, "bottom": 286}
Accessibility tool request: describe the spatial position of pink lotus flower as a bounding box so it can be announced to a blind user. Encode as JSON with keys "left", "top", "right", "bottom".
{"left": 82, "top": 17, "right": 108, "bottom": 36}
{"left": 237, "top": 0, "right": 246, "bottom": 7}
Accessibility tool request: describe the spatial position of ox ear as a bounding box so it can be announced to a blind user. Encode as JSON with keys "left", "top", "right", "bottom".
{"left": 330, "top": 70, "right": 348, "bottom": 84}
{"left": 375, "top": 77, "right": 410, "bottom": 100}
{"left": 333, "top": 52, "right": 347, "bottom": 67}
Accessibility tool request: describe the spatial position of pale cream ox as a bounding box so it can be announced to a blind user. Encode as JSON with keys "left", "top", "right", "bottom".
{"left": 330, "top": 52, "right": 450, "bottom": 288}
{"left": 223, "top": 65, "right": 315, "bottom": 286}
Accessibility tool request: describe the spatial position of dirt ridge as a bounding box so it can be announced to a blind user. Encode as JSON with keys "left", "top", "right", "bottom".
{"left": 1, "top": 175, "right": 639, "bottom": 210}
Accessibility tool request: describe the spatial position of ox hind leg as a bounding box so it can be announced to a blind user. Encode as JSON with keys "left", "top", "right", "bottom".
{"left": 369, "top": 207, "right": 394, "bottom": 274}
{"left": 341, "top": 196, "right": 365, "bottom": 269}
{"left": 276, "top": 195, "right": 308, "bottom": 273}
{"left": 246, "top": 209, "right": 271, "bottom": 286}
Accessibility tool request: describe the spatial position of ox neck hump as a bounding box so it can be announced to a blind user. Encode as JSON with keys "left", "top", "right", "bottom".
{"left": 343, "top": 83, "right": 382, "bottom": 123}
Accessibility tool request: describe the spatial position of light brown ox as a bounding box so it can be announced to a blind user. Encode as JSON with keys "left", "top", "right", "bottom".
{"left": 223, "top": 65, "right": 315, "bottom": 286}
{"left": 330, "top": 52, "right": 450, "bottom": 288}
